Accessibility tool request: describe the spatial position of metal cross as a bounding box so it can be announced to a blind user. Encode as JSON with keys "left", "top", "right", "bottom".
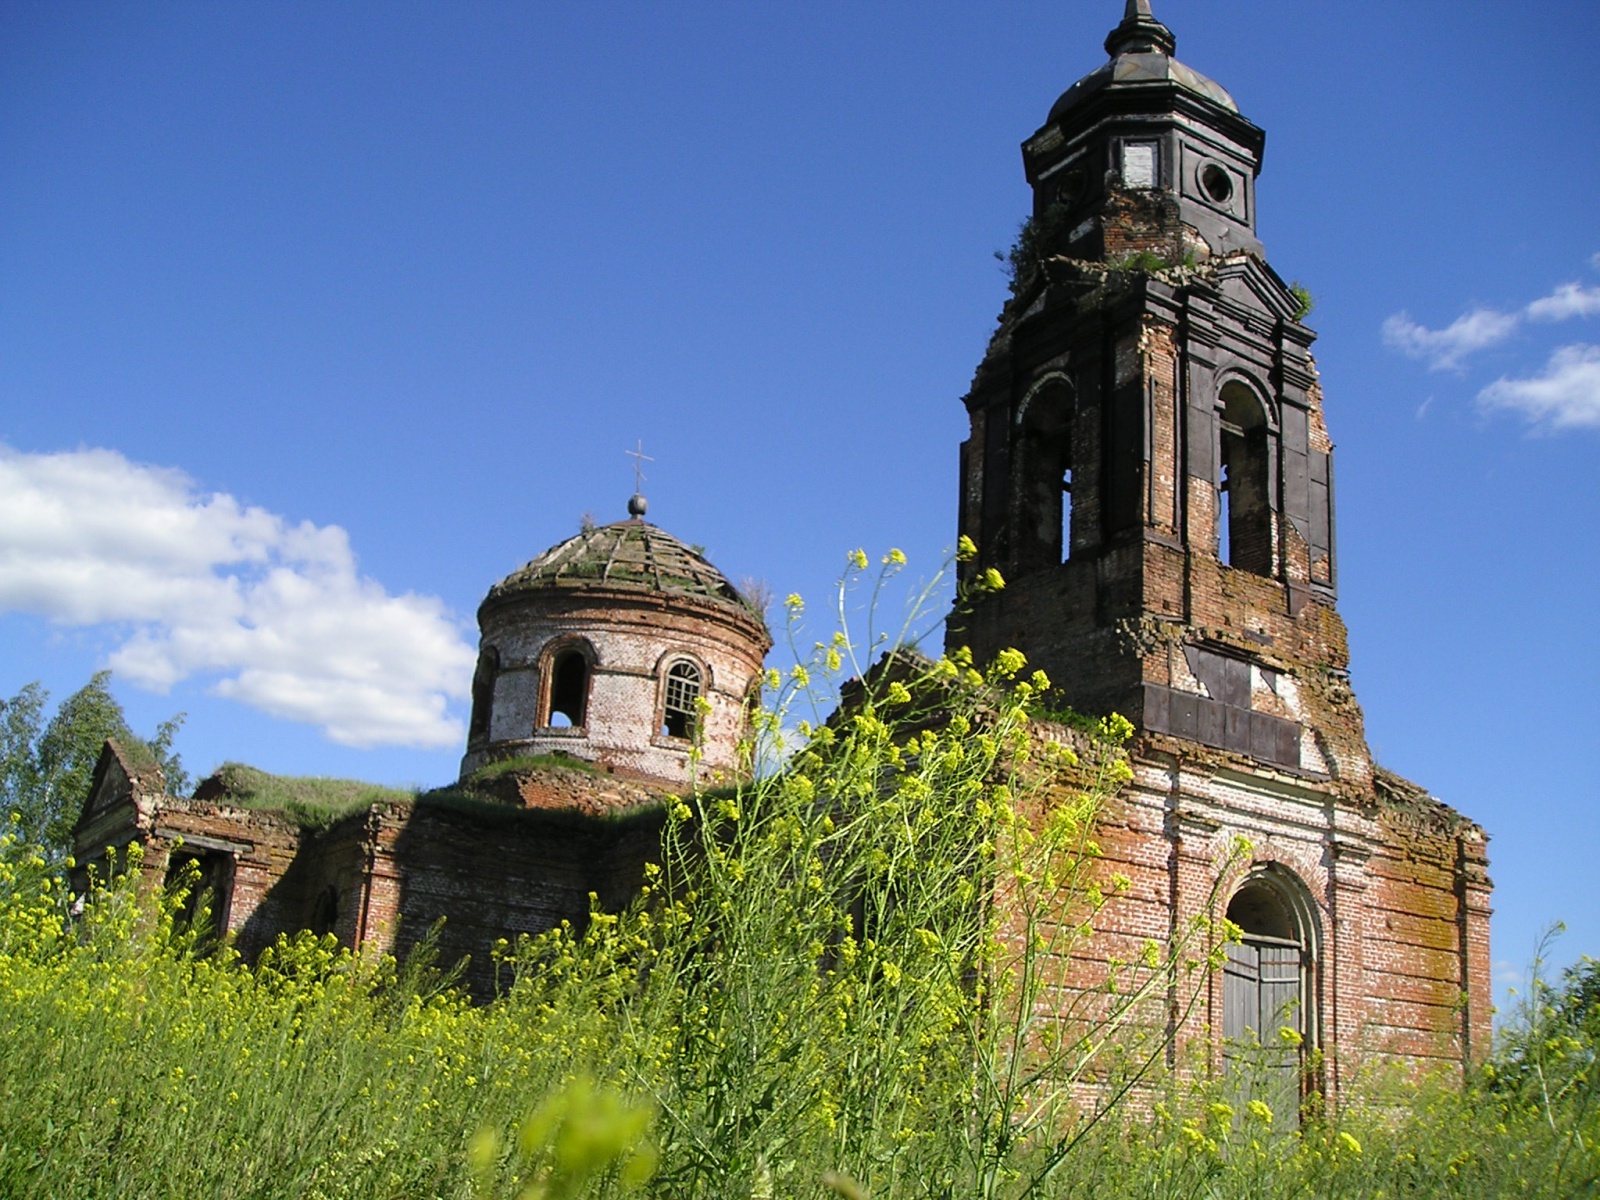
{"left": 625, "top": 439, "right": 654, "bottom": 493}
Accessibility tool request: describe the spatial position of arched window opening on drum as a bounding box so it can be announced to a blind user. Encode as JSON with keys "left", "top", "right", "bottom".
{"left": 661, "top": 660, "right": 703, "bottom": 740}
{"left": 547, "top": 647, "right": 592, "bottom": 729}
{"left": 468, "top": 646, "right": 498, "bottom": 746}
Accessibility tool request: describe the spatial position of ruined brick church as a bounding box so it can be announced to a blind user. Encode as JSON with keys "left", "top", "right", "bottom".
{"left": 75, "top": 1, "right": 1489, "bottom": 1098}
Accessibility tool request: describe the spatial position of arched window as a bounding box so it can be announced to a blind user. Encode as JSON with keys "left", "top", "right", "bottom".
{"left": 467, "top": 645, "right": 498, "bottom": 746}
{"left": 1223, "top": 871, "right": 1314, "bottom": 1122}
{"left": 545, "top": 645, "right": 592, "bottom": 729}
{"left": 660, "top": 660, "right": 703, "bottom": 740}
{"left": 1018, "top": 377, "right": 1075, "bottom": 570}
{"left": 1219, "top": 381, "right": 1274, "bottom": 577}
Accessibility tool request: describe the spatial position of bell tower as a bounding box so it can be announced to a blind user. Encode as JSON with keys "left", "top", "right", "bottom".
{"left": 952, "top": 0, "right": 1352, "bottom": 780}
{"left": 949, "top": 6, "right": 1493, "bottom": 1090}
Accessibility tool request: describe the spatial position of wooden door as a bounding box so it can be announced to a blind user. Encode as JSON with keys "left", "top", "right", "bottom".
{"left": 1222, "top": 935, "right": 1302, "bottom": 1122}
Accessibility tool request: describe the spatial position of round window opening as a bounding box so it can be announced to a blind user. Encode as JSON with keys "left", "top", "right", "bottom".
{"left": 1201, "top": 163, "right": 1233, "bottom": 204}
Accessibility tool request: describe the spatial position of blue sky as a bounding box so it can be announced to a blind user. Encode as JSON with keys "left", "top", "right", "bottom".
{"left": 2, "top": 1, "right": 1596, "bottom": 999}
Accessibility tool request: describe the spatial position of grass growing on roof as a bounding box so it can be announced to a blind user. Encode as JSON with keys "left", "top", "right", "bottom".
{"left": 467, "top": 753, "right": 605, "bottom": 781}
{"left": 198, "top": 762, "right": 413, "bottom": 829}
{"left": 414, "top": 786, "right": 666, "bottom": 831}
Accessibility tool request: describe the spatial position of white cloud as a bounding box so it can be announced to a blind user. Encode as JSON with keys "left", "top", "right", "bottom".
{"left": 1526, "top": 281, "right": 1600, "bottom": 322}
{"left": 1477, "top": 344, "right": 1600, "bottom": 432}
{"left": 1384, "top": 258, "right": 1600, "bottom": 371}
{"left": 1381, "top": 307, "right": 1520, "bottom": 371}
{"left": 1493, "top": 959, "right": 1526, "bottom": 990}
{"left": 0, "top": 445, "right": 475, "bottom": 748}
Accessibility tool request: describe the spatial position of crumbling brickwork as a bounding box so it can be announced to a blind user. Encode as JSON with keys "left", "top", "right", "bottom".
{"left": 66, "top": 3, "right": 1488, "bottom": 1108}
{"left": 949, "top": 0, "right": 1490, "bottom": 1101}
{"left": 72, "top": 510, "right": 767, "bottom": 1001}
{"left": 460, "top": 515, "right": 770, "bottom": 789}
{"left": 75, "top": 751, "right": 670, "bottom": 1000}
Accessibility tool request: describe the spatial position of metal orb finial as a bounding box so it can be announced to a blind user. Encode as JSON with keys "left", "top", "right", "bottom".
{"left": 624, "top": 439, "right": 654, "bottom": 520}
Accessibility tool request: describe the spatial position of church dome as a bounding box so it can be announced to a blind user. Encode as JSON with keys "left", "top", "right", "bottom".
{"left": 462, "top": 505, "right": 771, "bottom": 791}
{"left": 485, "top": 518, "right": 757, "bottom": 618}
{"left": 1048, "top": 54, "right": 1237, "bottom": 123}
{"left": 1047, "top": 0, "right": 1238, "bottom": 124}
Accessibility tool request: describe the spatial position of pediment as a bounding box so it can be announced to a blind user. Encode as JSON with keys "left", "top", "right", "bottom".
{"left": 1212, "top": 255, "right": 1301, "bottom": 323}
{"left": 77, "top": 738, "right": 163, "bottom": 830}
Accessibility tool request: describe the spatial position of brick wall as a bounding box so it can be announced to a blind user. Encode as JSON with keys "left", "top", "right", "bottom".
{"left": 999, "top": 724, "right": 1491, "bottom": 1108}
{"left": 464, "top": 587, "right": 769, "bottom": 790}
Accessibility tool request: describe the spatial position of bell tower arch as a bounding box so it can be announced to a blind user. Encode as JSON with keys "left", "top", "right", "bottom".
{"left": 952, "top": 0, "right": 1346, "bottom": 778}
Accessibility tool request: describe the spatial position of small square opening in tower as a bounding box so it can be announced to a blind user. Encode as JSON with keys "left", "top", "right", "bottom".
{"left": 1122, "top": 142, "right": 1158, "bottom": 189}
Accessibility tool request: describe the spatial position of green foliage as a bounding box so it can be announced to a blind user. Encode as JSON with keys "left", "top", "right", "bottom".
{"left": 1560, "top": 956, "right": 1600, "bottom": 1031}
{"left": 0, "top": 682, "right": 46, "bottom": 834}
{"left": 469, "top": 754, "right": 605, "bottom": 781}
{"left": 999, "top": 203, "right": 1076, "bottom": 296}
{"left": 1108, "top": 249, "right": 1174, "bottom": 273}
{"left": 197, "top": 761, "right": 412, "bottom": 829}
{"left": 0, "top": 556, "right": 1594, "bottom": 1197}
{"left": 469, "top": 1076, "right": 659, "bottom": 1200}
{"left": 1487, "top": 927, "right": 1600, "bottom": 1180}
{"left": 1050, "top": 1052, "right": 1599, "bottom": 1200}
{"left": 1025, "top": 698, "right": 1139, "bottom": 745}
{"left": 1289, "top": 281, "right": 1314, "bottom": 321}
{"left": 0, "top": 671, "right": 186, "bottom": 858}
{"left": 998, "top": 206, "right": 1202, "bottom": 298}
{"left": 1052, "top": 931, "right": 1599, "bottom": 1200}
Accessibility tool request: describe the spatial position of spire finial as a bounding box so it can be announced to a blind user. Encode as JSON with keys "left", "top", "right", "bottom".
{"left": 625, "top": 439, "right": 654, "bottom": 519}
{"left": 1105, "top": 0, "right": 1176, "bottom": 58}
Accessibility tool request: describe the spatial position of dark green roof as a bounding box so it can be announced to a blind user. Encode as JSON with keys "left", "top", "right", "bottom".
{"left": 1049, "top": 51, "right": 1238, "bottom": 122}
{"left": 1049, "top": 2, "right": 1238, "bottom": 123}
{"left": 486, "top": 519, "right": 758, "bottom": 617}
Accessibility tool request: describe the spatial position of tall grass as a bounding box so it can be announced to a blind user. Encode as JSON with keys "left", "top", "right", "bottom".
{"left": 0, "top": 551, "right": 1595, "bottom": 1198}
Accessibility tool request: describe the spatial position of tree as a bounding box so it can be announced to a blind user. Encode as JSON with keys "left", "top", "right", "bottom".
{"left": 0, "top": 671, "right": 187, "bottom": 858}
{"left": 0, "top": 682, "right": 48, "bottom": 835}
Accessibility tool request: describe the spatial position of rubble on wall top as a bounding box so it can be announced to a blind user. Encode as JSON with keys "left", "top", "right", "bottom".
{"left": 1372, "top": 765, "right": 1481, "bottom": 836}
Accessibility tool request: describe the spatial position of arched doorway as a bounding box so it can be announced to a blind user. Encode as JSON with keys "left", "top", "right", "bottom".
{"left": 1222, "top": 868, "right": 1315, "bottom": 1121}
